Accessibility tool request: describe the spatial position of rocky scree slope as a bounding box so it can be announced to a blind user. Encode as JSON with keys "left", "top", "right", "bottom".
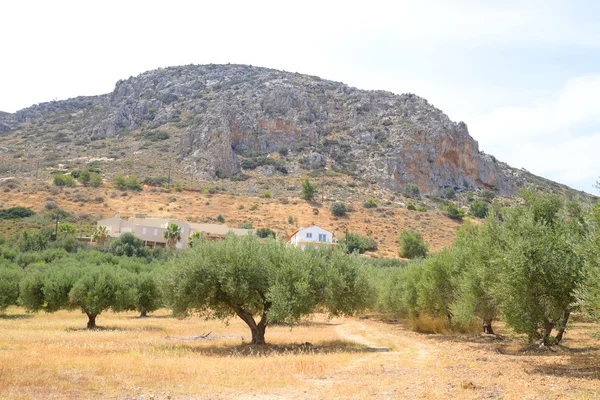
{"left": 1, "top": 64, "right": 539, "bottom": 196}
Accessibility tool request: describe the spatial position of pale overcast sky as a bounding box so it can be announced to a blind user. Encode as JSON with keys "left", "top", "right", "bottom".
{"left": 1, "top": 0, "right": 599, "bottom": 194}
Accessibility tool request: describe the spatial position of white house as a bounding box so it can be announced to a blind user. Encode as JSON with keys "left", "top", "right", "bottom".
{"left": 289, "top": 225, "right": 335, "bottom": 249}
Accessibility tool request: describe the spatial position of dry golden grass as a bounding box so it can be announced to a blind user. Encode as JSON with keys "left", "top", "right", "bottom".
{"left": 1, "top": 307, "right": 599, "bottom": 399}
{"left": 0, "top": 308, "right": 367, "bottom": 399}
{"left": 0, "top": 179, "right": 462, "bottom": 257}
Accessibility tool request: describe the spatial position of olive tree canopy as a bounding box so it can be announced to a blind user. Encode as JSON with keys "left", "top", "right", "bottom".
{"left": 162, "top": 235, "right": 375, "bottom": 344}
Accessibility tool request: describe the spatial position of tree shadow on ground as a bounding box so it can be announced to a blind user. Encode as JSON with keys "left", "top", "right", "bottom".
{"left": 378, "top": 316, "right": 600, "bottom": 357}
{"left": 125, "top": 314, "right": 176, "bottom": 320}
{"left": 65, "top": 325, "right": 166, "bottom": 333}
{"left": 271, "top": 320, "right": 341, "bottom": 328}
{"left": 529, "top": 353, "right": 600, "bottom": 380}
{"left": 155, "top": 340, "right": 389, "bottom": 357}
{"left": 0, "top": 314, "right": 33, "bottom": 320}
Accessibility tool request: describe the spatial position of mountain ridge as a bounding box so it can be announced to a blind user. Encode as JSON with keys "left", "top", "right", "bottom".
{"left": 0, "top": 64, "right": 589, "bottom": 199}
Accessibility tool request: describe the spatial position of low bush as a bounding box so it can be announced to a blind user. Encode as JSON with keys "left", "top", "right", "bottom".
{"left": 404, "top": 183, "right": 420, "bottom": 198}
{"left": 470, "top": 199, "right": 489, "bottom": 218}
{"left": 330, "top": 202, "right": 347, "bottom": 216}
{"left": 53, "top": 174, "right": 76, "bottom": 187}
{"left": 445, "top": 202, "right": 465, "bottom": 220}
{"left": 0, "top": 206, "right": 36, "bottom": 219}
{"left": 363, "top": 198, "right": 378, "bottom": 208}
{"left": 255, "top": 227, "right": 276, "bottom": 238}
{"left": 398, "top": 230, "right": 428, "bottom": 259}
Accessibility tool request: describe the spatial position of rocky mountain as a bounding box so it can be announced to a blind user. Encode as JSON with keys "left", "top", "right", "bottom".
{"left": 0, "top": 64, "right": 574, "bottom": 197}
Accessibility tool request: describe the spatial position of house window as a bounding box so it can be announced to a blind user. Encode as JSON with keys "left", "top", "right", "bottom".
{"left": 306, "top": 232, "right": 312, "bottom": 239}
{"left": 154, "top": 228, "right": 158, "bottom": 236}
{"left": 319, "top": 233, "right": 327, "bottom": 242}
{"left": 142, "top": 227, "right": 147, "bottom": 234}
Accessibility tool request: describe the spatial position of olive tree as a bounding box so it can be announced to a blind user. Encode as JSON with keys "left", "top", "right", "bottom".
{"left": 162, "top": 235, "right": 375, "bottom": 344}
{"left": 576, "top": 200, "right": 600, "bottom": 325}
{"left": 20, "top": 257, "right": 135, "bottom": 329}
{"left": 496, "top": 192, "right": 586, "bottom": 346}
{"left": 451, "top": 218, "right": 503, "bottom": 334}
{"left": 0, "top": 262, "right": 22, "bottom": 312}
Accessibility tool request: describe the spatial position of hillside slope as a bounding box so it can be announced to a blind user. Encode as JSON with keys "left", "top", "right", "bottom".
{"left": 0, "top": 63, "right": 575, "bottom": 198}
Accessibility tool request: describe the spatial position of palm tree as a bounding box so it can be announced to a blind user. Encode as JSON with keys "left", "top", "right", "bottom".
{"left": 59, "top": 224, "right": 76, "bottom": 237}
{"left": 164, "top": 223, "right": 182, "bottom": 248}
{"left": 188, "top": 232, "right": 202, "bottom": 248}
{"left": 92, "top": 226, "right": 109, "bottom": 245}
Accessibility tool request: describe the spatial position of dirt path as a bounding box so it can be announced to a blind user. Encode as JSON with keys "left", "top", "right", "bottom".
{"left": 298, "top": 317, "right": 600, "bottom": 399}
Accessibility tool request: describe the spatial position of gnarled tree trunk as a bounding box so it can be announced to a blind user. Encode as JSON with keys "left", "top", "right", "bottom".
{"left": 232, "top": 297, "right": 271, "bottom": 345}
{"left": 140, "top": 310, "right": 148, "bottom": 318}
{"left": 539, "top": 319, "right": 555, "bottom": 347}
{"left": 483, "top": 319, "right": 494, "bottom": 335}
{"left": 554, "top": 310, "right": 571, "bottom": 344}
{"left": 86, "top": 313, "right": 97, "bottom": 329}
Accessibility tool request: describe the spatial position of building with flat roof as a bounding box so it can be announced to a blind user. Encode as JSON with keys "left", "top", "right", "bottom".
{"left": 96, "top": 213, "right": 253, "bottom": 249}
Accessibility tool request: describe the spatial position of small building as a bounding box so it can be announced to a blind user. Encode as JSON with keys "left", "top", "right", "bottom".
{"left": 289, "top": 225, "right": 335, "bottom": 250}
{"left": 96, "top": 213, "right": 253, "bottom": 249}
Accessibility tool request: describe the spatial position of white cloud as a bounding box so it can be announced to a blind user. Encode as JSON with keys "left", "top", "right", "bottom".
{"left": 468, "top": 75, "right": 600, "bottom": 193}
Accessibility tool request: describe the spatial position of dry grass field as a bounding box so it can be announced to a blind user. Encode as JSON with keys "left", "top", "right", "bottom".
{"left": 0, "top": 308, "right": 598, "bottom": 399}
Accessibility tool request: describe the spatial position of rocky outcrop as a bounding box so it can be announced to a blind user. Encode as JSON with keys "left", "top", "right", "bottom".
{"left": 2, "top": 64, "right": 527, "bottom": 195}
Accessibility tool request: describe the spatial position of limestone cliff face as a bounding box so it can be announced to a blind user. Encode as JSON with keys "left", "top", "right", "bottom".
{"left": 1, "top": 64, "right": 523, "bottom": 195}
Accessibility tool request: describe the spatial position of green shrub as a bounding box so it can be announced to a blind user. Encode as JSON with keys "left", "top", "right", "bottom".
{"left": 263, "top": 191, "right": 272, "bottom": 198}
{"left": 77, "top": 169, "right": 91, "bottom": 186}
{"left": 339, "top": 232, "right": 378, "bottom": 253}
{"left": 470, "top": 199, "right": 489, "bottom": 218}
{"left": 398, "top": 230, "right": 428, "bottom": 259}
{"left": 480, "top": 190, "right": 496, "bottom": 203}
{"left": 53, "top": 174, "right": 76, "bottom": 187}
{"left": 300, "top": 178, "right": 317, "bottom": 201}
{"left": 143, "top": 177, "right": 169, "bottom": 186}
{"left": 239, "top": 221, "right": 254, "bottom": 229}
{"left": 362, "top": 235, "right": 379, "bottom": 252}
{"left": 113, "top": 172, "right": 127, "bottom": 189}
{"left": 0, "top": 206, "right": 35, "bottom": 219}
{"left": 255, "top": 227, "right": 276, "bottom": 238}
{"left": 407, "top": 202, "right": 417, "bottom": 211}
{"left": 416, "top": 205, "right": 428, "bottom": 212}
{"left": 338, "top": 232, "right": 366, "bottom": 254}
{"left": 404, "top": 183, "right": 420, "bottom": 198}
{"left": 125, "top": 174, "right": 142, "bottom": 191}
{"left": 443, "top": 187, "right": 456, "bottom": 199}
{"left": 142, "top": 130, "right": 170, "bottom": 141}
{"left": 330, "top": 202, "right": 347, "bottom": 217}
{"left": 109, "top": 233, "right": 149, "bottom": 258}
{"left": 363, "top": 198, "right": 378, "bottom": 208}
{"left": 89, "top": 173, "right": 102, "bottom": 188}
{"left": 174, "top": 182, "right": 183, "bottom": 192}
{"left": 445, "top": 202, "right": 465, "bottom": 220}
{"left": 216, "top": 214, "right": 225, "bottom": 223}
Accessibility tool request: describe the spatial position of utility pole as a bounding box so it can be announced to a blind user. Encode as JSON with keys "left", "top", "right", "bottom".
{"left": 321, "top": 168, "right": 326, "bottom": 204}
{"left": 167, "top": 163, "right": 171, "bottom": 188}
{"left": 53, "top": 212, "right": 59, "bottom": 241}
